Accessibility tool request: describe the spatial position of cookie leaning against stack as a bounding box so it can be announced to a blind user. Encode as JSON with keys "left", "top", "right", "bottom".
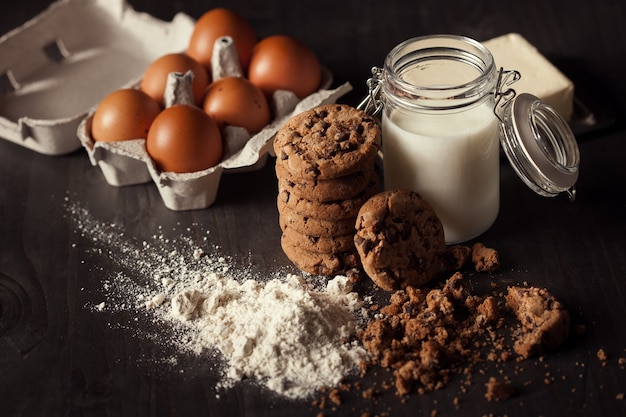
{"left": 274, "top": 103, "right": 382, "bottom": 276}
{"left": 354, "top": 189, "right": 446, "bottom": 291}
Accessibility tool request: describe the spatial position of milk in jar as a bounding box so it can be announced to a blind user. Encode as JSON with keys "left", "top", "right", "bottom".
{"left": 383, "top": 102, "right": 500, "bottom": 244}
{"left": 379, "top": 35, "right": 500, "bottom": 244}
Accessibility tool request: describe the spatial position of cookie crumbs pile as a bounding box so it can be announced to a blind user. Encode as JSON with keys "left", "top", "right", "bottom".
{"left": 359, "top": 270, "right": 514, "bottom": 396}
{"left": 313, "top": 243, "right": 573, "bottom": 414}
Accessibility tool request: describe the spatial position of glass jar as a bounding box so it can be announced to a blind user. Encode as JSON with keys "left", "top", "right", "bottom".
{"left": 380, "top": 35, "right": 500, "bottom": 244}
{"left": 358, "top": 34, "right": 580, "bottom": 244}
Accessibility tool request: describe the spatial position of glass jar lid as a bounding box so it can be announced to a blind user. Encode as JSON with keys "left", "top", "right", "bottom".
{"left": 499, "top": 93, "right": 580, "bottom": 201}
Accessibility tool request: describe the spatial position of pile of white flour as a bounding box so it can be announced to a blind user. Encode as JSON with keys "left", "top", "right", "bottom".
{"left": 67, "top": 201, "right": 369, "bottom": 400}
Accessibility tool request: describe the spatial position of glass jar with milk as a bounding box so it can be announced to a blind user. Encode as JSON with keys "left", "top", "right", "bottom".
{"left": 359, "top": 35, "right": 580, "bottom": 244}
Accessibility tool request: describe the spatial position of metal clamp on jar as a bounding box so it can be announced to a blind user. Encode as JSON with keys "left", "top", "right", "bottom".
{"left": 358, "top": 34, "right": 580, "bottom": 244}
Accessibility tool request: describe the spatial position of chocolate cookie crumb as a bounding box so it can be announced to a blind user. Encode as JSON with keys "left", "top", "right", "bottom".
{"left": 505, "top": 286, "right": 570, "bottom": 359}
{"left": 442, "top": 245, "right": 472, "bottom": 271}
{"left": 597, "top": 348, "right": 609, "bottom": 366}
{"left": 472, "top": 243, "right": 500, "bottom": 272}
{"left": 484, "top": 377, "right": 515, "bottom": 401}
{"left": 477, "top": 296, "right": 499, "bottom": 323}
{"left": 362, "top": 387, "right": 376, "bottom": 399}
{"left": 328, "top": 388, "right": 342, "bottom": 405}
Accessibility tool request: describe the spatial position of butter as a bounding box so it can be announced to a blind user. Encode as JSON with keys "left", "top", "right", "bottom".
{"left": 483, "top": 33, "right": 574, "bottom": 121}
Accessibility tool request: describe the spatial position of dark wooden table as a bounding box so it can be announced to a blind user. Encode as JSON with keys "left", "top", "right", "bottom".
{"left": 1, "top": 1, "right": 625, "bottom": 416}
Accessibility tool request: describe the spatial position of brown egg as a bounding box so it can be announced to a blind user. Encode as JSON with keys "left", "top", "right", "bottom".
{"left": 146, "top": 104, "right": 223, "bottom": 173}
{"left": 203, "top": 76, "right": 270, "bottom": 134}
{"left": 247, "top": 35, "right": 322, "bottom": 99}
{"left": 91, "top": 88, "right": 161, "bottom": 142}
{"left": 187, "top": 8, "right": 257, "bottom": 71}
{"left": 140, "top": 53, "right": 209, "bottom": 107}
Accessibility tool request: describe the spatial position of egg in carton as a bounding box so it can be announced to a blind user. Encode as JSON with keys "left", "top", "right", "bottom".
{"left": 78, "top": 36, "right": 352, "bottom": 211}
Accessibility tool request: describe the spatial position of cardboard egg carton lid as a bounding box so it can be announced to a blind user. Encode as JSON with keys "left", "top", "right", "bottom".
{"left": 0, "top": 0, "right": 195, "bottom": 155}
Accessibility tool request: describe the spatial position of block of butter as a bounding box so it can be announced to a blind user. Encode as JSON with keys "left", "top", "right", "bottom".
{"left": 483, "top": 33, "right": 574, "bottom": 121}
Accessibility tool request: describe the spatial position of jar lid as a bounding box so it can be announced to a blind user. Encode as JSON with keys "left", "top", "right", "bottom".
{"left": 499, "top": 93, "right": 580, "bottom": 200}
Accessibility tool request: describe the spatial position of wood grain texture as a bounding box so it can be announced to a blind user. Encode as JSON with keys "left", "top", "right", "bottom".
{"left": 1, "top": 1, "right": 625, "bottom": 416}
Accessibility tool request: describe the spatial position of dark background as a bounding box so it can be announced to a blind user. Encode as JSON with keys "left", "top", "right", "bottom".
{"left": 1, "top": 0, "right": 625, "bottom": 416}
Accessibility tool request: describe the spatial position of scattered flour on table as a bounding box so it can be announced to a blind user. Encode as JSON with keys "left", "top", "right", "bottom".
{"left": 66, "top": 201, "right": 368, "bottom": 400}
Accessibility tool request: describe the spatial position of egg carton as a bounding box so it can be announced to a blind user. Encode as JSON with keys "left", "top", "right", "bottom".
{"left": 0, "top": 0, "right": 195, "bottom": 155}
{"left": 77, "top": 68, "right": 352, "bottom": 210}
{"left": 73, "top": 10, "right": 352, "bottom": 211}
{"left": 0, "top": 0, "right": 353, "bottom": 210}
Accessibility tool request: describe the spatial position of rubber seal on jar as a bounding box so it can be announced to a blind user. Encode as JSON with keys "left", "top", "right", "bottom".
{"left": 499, "top": 93, "right": 580, "bottom": 201}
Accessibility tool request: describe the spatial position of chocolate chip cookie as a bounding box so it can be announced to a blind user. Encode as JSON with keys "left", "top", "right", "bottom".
{"left": 273, "top": 103, "right": 381, "bottom": 180}
{"left": 281, "top": 223, "right": 356, "bottom": 254}
{"left": 274, "top": 103, "right": 382, "bottom": 276}
{"left": 276, "top": 163, "right": 371, "bottom": 203}
{"left": 278, "top": 200, "right": 356, "bottom": 237}
{"left": 277, "top": 175, "right": 379, "bottom": 220}
{"left": 354, "top": 189, "right": 446, "bottom": 291}
{"left": 280, "top": 234, "right": 360, "bottom": 276}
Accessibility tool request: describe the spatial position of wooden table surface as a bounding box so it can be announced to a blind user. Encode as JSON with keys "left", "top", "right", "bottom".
{"left": 1, "top": 1, "right": 625, "bottom": 416}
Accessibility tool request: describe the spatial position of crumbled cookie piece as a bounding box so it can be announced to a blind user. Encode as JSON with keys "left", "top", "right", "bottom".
{"left": 442, "top": 245, "right": 472, "bottom": 271}
{"left": 505, "top": 286, "right": 570, "bottom": 359}
{"left": 484, "top": 377, "right": 515, "bottom": 401}
{"left": 477, "top": 296, "right": 499, "bottom": 323}
{"left": 472, "top": 243, "right": 500, "bottom": 272}
{"left": 442, "top": 271, "right": 467, "bottom": 301}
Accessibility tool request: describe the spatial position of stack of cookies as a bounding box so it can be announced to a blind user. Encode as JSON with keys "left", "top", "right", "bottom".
{"left": 273, "top": 103, "right": 382, "bottom": 276}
